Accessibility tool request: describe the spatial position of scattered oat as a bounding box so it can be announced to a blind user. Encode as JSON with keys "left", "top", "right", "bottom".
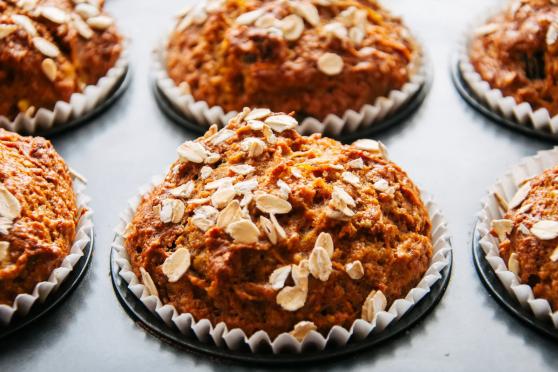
{"left": 72, "top": 14, "right": 93, "bottom": 38}
{"left": 12, "top": 15, "right": 37, "bottom": 36}
{"left": 187, "top": 197, "right": 211, "bottom": 205}
{"left": 276, "top": 179, "right": 291, "bottom": 199}
{"left": 323, "top": 22, "right": 348, "bottom": 40}
{"left": 33, "top": 37, "right": 60, "bottom": 58}
{"left": 230, "top": 164, "right": 255, "bottom": 175}
{"left": 280, "top": 14, "right": 305, "bottom": 41}
{"left": 205, "top": 177, "right": 234, "bottom": 190}
{"left": 269, "top": 265, "right": 291, "bottom": 289}
{"left": 236, "top": 8, "right": 265, "bottom": 25}
{"left": 290, "top": 320, "right": 317, "bottom": 342}
{"left": 216, "top": 200, "right": 242, "bottom": 228}
{"left": 349, "top": 26, "right": 364, "bottom": 45}
{"left": 255, "top": 13, "right": 278, "bottom": 28}
{"left": 290, "top": 1, "right": 320, "bottom": 26}
{"left": 264, "top": 115, "right": 298, "bottom": 132}
{"left": 348, "top": 158, "right": 364, "bottom": 169}
{"left": 508, "top": 183, "right": 531, "bottom": 210}
{"left": 39, "top": 6, "right": 69, "bottom": 23}
{"left": 342, "top": 171, "right": 360, "bottom": 186}
{"left": 361, "top": 290, "right": 387, "bottom": 322}
{"left": 255, "top": 193, "right": 292, "bottom": 214}
{"left": 292, "top": 259, "right": 310, "bottom": 289}
{"left": 0, "top": 24, "right": 17, "bottom": 39}
{"left": 491, "top": 219, "right": 513, "bottom": 241}
{"left": 241, "top": 137, "right": 266, "bottom": 158}
{"left": 530, "top": 220, "right": 558, "bottom": 240}
{"left": 211, "top": 185, "right": 236, "bottom": 209}
{"left": 0, "top": 184, "right": 21, "bottom": 221}
{"left": 177, "top": 141, "right": 208, "bottom": 163}
{"left": 270, "top": 213, "right": 287, "bottom": 239}
{"left": 276, "top": 285, "right": 307, "bottom": 311}
{"left": 309, "top": 246, "right": 332, "bottom": 281}
{"left": 352, "top": 139, "right": 382, "bottom": 153}
{"left": 87, "top": 15, "right": 113, "bottom": 30}
{"left": 262, "top": 124, "right": 277, "bottom": 143}
{"left": 345, "top": 260, "right": 364, "bottom": 279}
{"left": 518, "top": 223, "right": 530, "bottom": 235}
{"left": 317, "top": 52, "right": 343, "bottom": 75}
{"left": 315, "top": 232, "right": 334, "bottom": 257}
{"left": 210, "top": 129, "right": 235, "bottom": 145}
{"left": 247, "top": 120, "right": 265, "bottom": 130}
{"left": 139, "top": 267, "right": 158, "bottom": 297}
{"left": 508, "top": 252, "right": 520, "bottom": 275}
{"left": 226, "top": 219, "right": 260, "bottom": 244}
{"left": 260, "top": 215, "right": 278, "bottom": 244}
{"left": 162, "top": 247, "right": 191, "bottom": 282}
{"left": 75, "top": 3, "right": 99, "bottom": 19}
{"left": 169, "top": 181, "right": 195, "bottom": 198}
{"left": 160, "top": 199, "right": 185, "bottom": 224}
{"left": 246, "top": 108, "right": 271, "bottom": 121}
{"left": 234, "top": 178, "right": 258, "bottom": 194}
{"left": 373, "top": 178, "right": 389, "bottom": 192}
{"left": 200, "top": 166, "right": 213, "bottom": 180}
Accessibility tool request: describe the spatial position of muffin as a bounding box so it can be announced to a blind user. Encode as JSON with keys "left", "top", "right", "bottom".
{"left": 0, "top": 0, "right": 122, "bottom": 120}
{"left": 470, "top": 0, "right": 558, "bottom": 116}
{"left": 165, "top": 0, "right": 419, "bottom": 121}
{"left": 124, "top": 108, "right": 433, "bottom": 339}
{"left": 0, "top": 128, "right": 79, "bottom": 306}
{"left": 491, "top": 165, "right": 558, "bottom": 311}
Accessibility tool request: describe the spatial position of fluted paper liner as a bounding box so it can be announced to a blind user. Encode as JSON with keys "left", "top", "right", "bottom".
{"left": 458, "top": 8, "right": 558, "bottom": 134}
{"left": 0, "top": 177, "right": 93, "bottom": 326}
{"left": 111, "top": 175, "right": 451, "bottom": 353}
{"left": 153, "top": 35, "right": 427, "bottom": 137}
{"left": 477, "top": 147, "right": 558, "bottom": 329}
{"left": 0, "top": 43, "right": 129, "bottom": 134}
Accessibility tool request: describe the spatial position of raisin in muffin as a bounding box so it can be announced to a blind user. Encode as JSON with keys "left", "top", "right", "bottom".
{"left": 491, "top": 166, "right": 558, "bottom": 311}
{"left": 470, "top": 0, "right": 558, "bottom": 116}
{"left": 0, "top": 129, "right": 79, "bottom": 306}
{"left": 166, "top": 0, "right": 419, "bottom": 121}
{"left": 0, "top": 0, "right": 122, "bottom": 120}
{"left": 125, "top": 108, "right": 433, "bottom": 339}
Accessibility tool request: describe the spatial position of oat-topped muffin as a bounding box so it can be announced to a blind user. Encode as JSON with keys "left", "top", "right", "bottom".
{"left": 125, "top": 108, "right": 432, "bottom": 339}
{"left": 0, "top": 0, "right": 122, "bottom": 120}
{"left": 166, "top": 0, "right": 419, "bottom": 121}
{"left": 491, "top": 166, "right": 558, "bottom": 311}
{"left": 470, "top": 0, "right": 558, "bottom": 116}
{"left": 0, "top": 129, "right": 79, "bottom": 305}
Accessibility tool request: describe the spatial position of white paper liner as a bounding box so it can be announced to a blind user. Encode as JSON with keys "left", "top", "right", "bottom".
{"left": 477, "top": 147, "right": 558, "bottom": 329}
{"left": 458, "top": 7, "right": 558, "bottom": 134}
{"left": 153, "top": 33, "right": 427, "bottom": 137}
{"left": 0, "top": 176, "right": 93, "bottom": 326}
{"left": 111, "top": 175, "right": 451, "bottom": 354}
{"left": 0, "top": 42, "right": 130, "bottom": 134}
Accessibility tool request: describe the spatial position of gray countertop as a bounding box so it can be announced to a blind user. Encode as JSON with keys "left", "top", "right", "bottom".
{"left": 1, "top": 0, "right": 556, "bottom": 371}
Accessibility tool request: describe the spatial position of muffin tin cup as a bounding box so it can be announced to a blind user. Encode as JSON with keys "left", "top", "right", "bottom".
{"left": 475, "top": 147, "right": 558, "bottom": 332}
{"left": 454, "top": 7, "right": 558, "bottom": 140}
{"left": 110, "top": 174, "right": 452, "bottom": 357}
{"left": 152, "top": 36, "right": 430, "bottom": 138}
{"left": 0, "top": 176, "right": 94, "bottom": 328}
{"left": 0, "top": 42, "right": 130, "bottom": 136}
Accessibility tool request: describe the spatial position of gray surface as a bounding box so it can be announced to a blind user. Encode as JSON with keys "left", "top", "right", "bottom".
{"left": 0, "top": 0, "right": 556, "bottom": 371}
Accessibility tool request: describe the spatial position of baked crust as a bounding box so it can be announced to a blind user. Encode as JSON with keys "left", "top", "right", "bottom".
{"left": 125, "top": 108, "right": 432, "bottom": 338}
{"left": 166, "top": 0, "right": 418, "bottom": 121}
{"left": 494, "top": 166, "right": 558, "bottom": 311}
{"left": 469, "top": 0, "right": 558, "bottom": 116}
{"left": 0, "top": 129, "right": 79, "bottom": 306}
{"left": 0, "top": 0, "right": 122, "bottom": 119}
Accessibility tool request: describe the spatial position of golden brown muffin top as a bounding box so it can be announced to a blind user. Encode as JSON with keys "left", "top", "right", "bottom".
{"left": 166, "top": 0, "right": 418, "bottom": 119}
{"left": 0, "top": 129, "right": 79, "bottom": 305}
{"left": 0, "top": 0, "right": 121, "bottom": 117}
{"left": 125, "top": 108, "right": 432, "bottom": 338}
{"left": 469, "top": 0, "right": 558, "bottom": 115}
{"left": 491, "top": 165, "right": 558, "bottom": 311}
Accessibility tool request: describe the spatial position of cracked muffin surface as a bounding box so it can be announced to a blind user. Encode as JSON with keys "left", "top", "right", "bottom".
{"left": 166, "top": 0, "right": 419, "bottom": 121}
{"left": 470, "top": 0, "right": 558, "bottom": 116}
{"left": 125, "top": 108, "right": 432, "bottom": 339}
{"left": 0, "top": 0, "right": 122, "bottom": 120}
{"left": 0, "top": 129, "right": 79, "bottom": 306}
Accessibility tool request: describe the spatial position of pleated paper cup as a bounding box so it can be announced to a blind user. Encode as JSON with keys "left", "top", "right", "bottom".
{"left": 458, "top": 8, "right": 558, "bottom": 134}
{"left": 153, "top": 34, "right": 427, "bottom": 137}
{"left": 0, "top": 175, "right": 93, "bottom": 326}
{"left": 111, "top": 175, "right": 451, "bottom": 354}
{"left": 0, "top": 42, "right": 129, "bottom": 135}
{"left": 477, "top": 147, "right": 558, "bottom": 329}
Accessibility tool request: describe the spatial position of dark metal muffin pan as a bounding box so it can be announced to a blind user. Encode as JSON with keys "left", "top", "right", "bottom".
{"left": 152, "top": 61, "right": 432, "bottom": 142}
{"left": 110, "top": 243, "right": 452, "bottom": 365}
{"left": 0, "top": 228, "right": 94, "bottom": 339}
{"left": 451, "top": 55, "right": 558, "bottom": 143}
{"left": 472, "top": 222, "right": 558, "bottom": 340}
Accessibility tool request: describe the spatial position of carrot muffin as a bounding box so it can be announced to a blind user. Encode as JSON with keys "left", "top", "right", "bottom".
{"left": 0, "top": 0, "right": 122, "bottom": 120}
{"left": 470, "top": 0, "right": 558, "bottom": 116}
{"left": 491, "top": 166, "right": 558, "bottom": 311}
{"left": 125, "top": 108, "right": 433, "bottom": 339}
{"left": 166, "top": 0, "right": 419, "bottom": 121}
{"left": 0, "top": 129, "right": 79, "bottom": 306}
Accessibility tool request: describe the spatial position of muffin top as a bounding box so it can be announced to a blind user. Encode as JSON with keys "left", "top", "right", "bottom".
{"left": 0, "top": 0, "right": 122, "bottom": 119}
{"left": 166, "top": 0, "right": 418, "bottom": 121}
{"left": 125, "top": 108, "right": 432, "bottom": 339}
{"left": 491, "top": 165, "right": 558, "bottom": 311}
{"left": 0, "top": 129, "right": 79, "bottom": 306}
{"left": 470, "top": 0, "right": 558, "bottom": 116}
